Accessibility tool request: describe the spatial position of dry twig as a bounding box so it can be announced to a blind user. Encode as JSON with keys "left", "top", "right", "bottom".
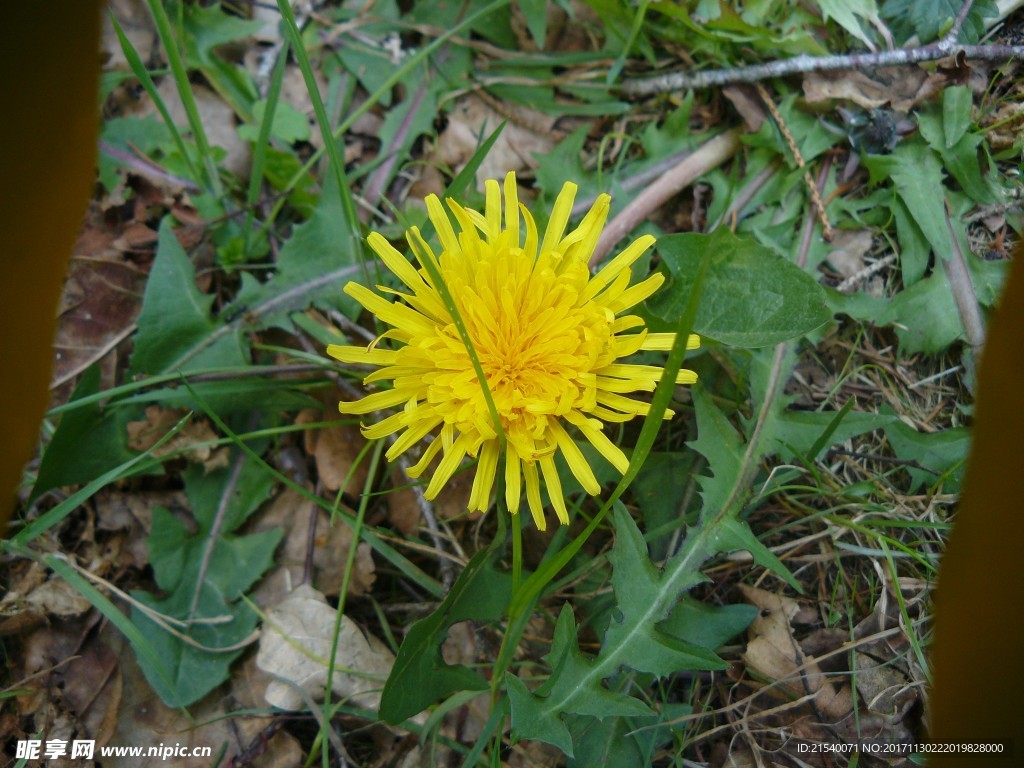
{"left": 621, "top": 1, "right": 1014, "bottom": 95}
{"left": 942, "top": 200, "right": 986, "bottom": 351}
{"left": 591, "top": 129, "right": 742, "bottom": 265}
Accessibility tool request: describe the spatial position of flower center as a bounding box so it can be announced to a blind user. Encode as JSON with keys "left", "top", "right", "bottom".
{"left": 426, "top": 243, "right": 613, "bottom": 453}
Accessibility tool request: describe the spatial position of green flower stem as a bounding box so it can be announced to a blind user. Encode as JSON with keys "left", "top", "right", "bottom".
{"left": 483, "top": 249, "right": 711, "bottom": 739}
{"left": 322, "top": 439, "right": 382, "bottom": 768}
{"left": 511, "top": 506, "right": 523, "bottom": 593}
{"left": 507, "top": 250, "right": 711, "bottom": 621}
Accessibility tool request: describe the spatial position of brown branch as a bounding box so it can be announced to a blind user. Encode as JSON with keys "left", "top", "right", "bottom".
{"left": 591, "top": 129, "right": 742, "bottom": 265}
{"left": 942, "top": 199, "right": 986, "bottom": 351}
{"left": 621, "top": 42, "right": 1024, "bottom": 95}
{"left": 945, "top": 0, "right": 976, "bottom": 44}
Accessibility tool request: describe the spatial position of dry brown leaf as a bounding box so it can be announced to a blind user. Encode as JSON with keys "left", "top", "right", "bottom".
{"left": 507, "top": 738, "right": 565, "bottom": 768}
{"left": 984, "top": 100, "right": 1024, "bottom": 150}
{"left": 439, "top": 623, "right": 490, "bottom": 744}
{"left": 229, "top": 656, "right": 305, "bottom": 768}
{"left": 853, "top": 650, "right": 915, "bottom": 717}
{"left": 803, "top": 64, "right": 961, "bottom": 113}
{"left": 107, "top": 626, "right": 237, "bottom": 767}
{"left": 738, "top": 585, "right": 851, "bottom": 720}
{"left": 739, "top": 585, "right": 801, "bottom": 692}
{"left": 719, "top": 746, "right": 757, "bottom": 768}
{"left": 13, "top": 616, "right": 97, "bottom": 730}
{"left": 52, "top": 209, "right": 145, "bottom": 394}
{"left": 385, "top": 468, "right": 422, "bottom": 534}
{"left": 138, "top": 79, "right": 251, "bottom": 179}
{"left": 298, "top": 408, "right": 370, "bottom": 493}
{"left": 0, "top": 562, "right": 92, "bottom": 619}
{"left": 256, "top": 584, "right": 395, "bottom": 713}
{"left": 126, "top": 405, "right": 229, "bottom": 470}
{"left": 94, "top": 488, "right": 187, "bottom": 570}
{"left": 111, "top": 221, "right": 159, "bottom": 252}
{"left": 826, "top": 229, "right": 874, "bottom": 278}
{"left": 436, "top": 95, "right": 558, "bottom": 190}
{"left": 16, "top": 577, "right": 92, "bottom": 619}
{"left": 247, "top": 488, "right": 375, "bottom": 602}
{"left": 803, "top": 71, "right": 892, "bottom": 108}
{"left": 64, "top": 639, "right": 122, "bottom": 748}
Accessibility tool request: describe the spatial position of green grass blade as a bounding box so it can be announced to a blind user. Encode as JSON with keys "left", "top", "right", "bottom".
{"left": 110, "top": 12, "right": 201, "bottom": 186}
{"left": 264, "top": 0, "right": 511, "bottom": 230}
{"left": 245, "top": 38, "right": 290, "bottom": 253}
{"left": 146, "top": 0, "right": 224, "bottom": 197}
{"left": 443, "top": 121, "right": 507, "bottom": 201}
{"left": 275, "top": 0, "right": 365, "bottom": 278}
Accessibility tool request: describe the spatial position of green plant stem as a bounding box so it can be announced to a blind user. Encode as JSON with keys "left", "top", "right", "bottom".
{"left": 146, "top": 0, "right": 224, "bottom": 199}
{"left": 244, "top": 38, "right": 289, "bottom": 254}
{"left": 275, "top": 0, "right": 365, "bottom": 281}
{"left": 506, "top": 251, "right": 712, "bottom": 620}
{"left": 321, "top": 439, "right": 382, "bottom": 768}
{"left": 481, "top": 248, "right": 711, "bottom": 756}
{"left": 110, "top": 14, "right": 203, "bottom": 188}
{"left": 511, "top": 509, "right": 523, "bottom": 593}
{"left": 263, "top": 0, "right": 511, "bottom": 233}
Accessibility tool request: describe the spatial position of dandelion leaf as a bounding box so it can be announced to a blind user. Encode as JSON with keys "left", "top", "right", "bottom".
{"left": 508, "top": 509, "right": 726, "bottom": 757}
{"left": 379, "top": 546, "right": 512, "bottom": 724}
{"left": 881, "top": 0, "right": 996, "bottom": 44}
{"left": 649, "top": 229, "right": 830, "bottom": 347}
{"left": 659, "top": 595, "right": 757, "bottom": 650}
{"left": 181, "top": 3, "right": 264, "bottom": 68}
{"left": 884, "top": 414, "right": 970, "bottom": 492}
{"left": 766, "top": 408, "right": 895, "bottom": 462}
{"left": 231, "top": 172, "right": 361, "bottom": 329}
{"left": 131, "top": 457, "right": 280, "bottom": 707}
{"left": 30, "top": 364, "right": 139, "bottom": 503}
{"left": 713, "top": 517, "right": 800, "bottom": 591}
{"left": 686, "top": 385, "right": 801, "bottom": 588}
{"left": 567, "top": 703, "right": 692, "bottom": 768}
{"left": 507, "top": 607, "right": 654, "bottom": 757}
{"left": 815, "top": 0, "right": 883, "bottom": 49}
{"left": 131, "top": 217, "right": 248, "bottom": 375}
{"left": 865, "top": 143, "right": 952, "bottom": 261}
{"left": 688, "top": 384, "right": 745, "bottom": 515}
{"left": 604, "top": 508, "right": 725, "bottom": 676}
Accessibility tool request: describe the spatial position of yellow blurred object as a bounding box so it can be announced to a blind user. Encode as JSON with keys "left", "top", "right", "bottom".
{"left": 928, "top": 243, "right": 1024, "bottom": 764}
{"left": 0, "top": 1, "right": 102, "bottom": 527}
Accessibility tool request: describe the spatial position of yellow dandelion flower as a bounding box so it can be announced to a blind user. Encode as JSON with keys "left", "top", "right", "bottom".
{"left": 328, "top": 172, "right": 699, "bottom": 531}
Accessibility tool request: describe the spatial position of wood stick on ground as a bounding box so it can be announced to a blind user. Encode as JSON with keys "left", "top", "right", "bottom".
{"left": 942, "top": 199, "right": 986, "bottom": 351}
{"left": 621, "top": 39, "right": 1023, "bottom": 95}
{"left": 590, "top": 129, "right": 742, "bottom": 266}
